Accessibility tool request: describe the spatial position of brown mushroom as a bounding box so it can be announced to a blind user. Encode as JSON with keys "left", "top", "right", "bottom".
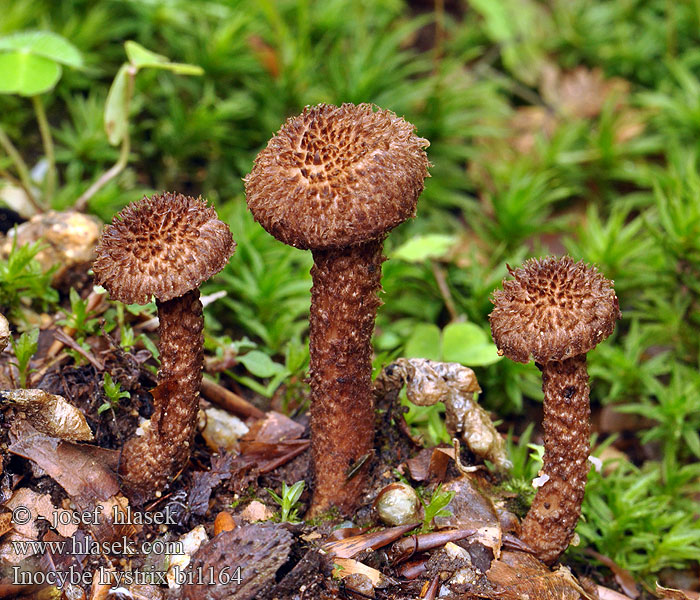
{"left": 489, "top": 256, "right": 620, "bottom": 564}
{"left": 93, "top": 192, "right": 235, "bottom": 501}
{"left": 245, "top": 103, "right": 430, "bottom": 514}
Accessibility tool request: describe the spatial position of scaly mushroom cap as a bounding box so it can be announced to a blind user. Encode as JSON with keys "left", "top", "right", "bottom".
{"left": 93, "top": 192, "right": 235, "bottom": 304}
{"left": 244, "top": 103, "right": 430, "bottom": 250}
{"left": 489, "top": 256, "right": 621, "bottom": 363}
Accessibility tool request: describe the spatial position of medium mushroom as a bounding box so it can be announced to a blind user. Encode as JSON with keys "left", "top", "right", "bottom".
{"left": 489, "top": 256, "right": 620, "bottom": 564}
{"left": 245, "top": 103, "right": 430, "bottom": 514}
{"left": 93, "top": 192, "right": 235, "bottom": 501}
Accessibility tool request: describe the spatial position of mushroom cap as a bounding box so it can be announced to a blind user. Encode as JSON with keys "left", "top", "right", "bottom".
{"left": 489, "top": 256, "right": 621, "bottom": 363}
{"left": 93, "top": 192, "right": 235, "bottom": 304}
{"left": 244, "top": 103, "right": 430, "bottom": 250}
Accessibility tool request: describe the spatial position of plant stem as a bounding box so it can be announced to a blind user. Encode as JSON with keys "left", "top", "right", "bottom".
{"left": 74, "top": 66, "right": 136, "bottom": 211}
{"left": 32, "top": 95, "right": 56, "bottom": 205}
{"left": 0, "top": 124, "right": 43, "bottom": 213}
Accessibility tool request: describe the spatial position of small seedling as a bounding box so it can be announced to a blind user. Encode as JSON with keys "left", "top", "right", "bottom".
{"left": 98, "top": 372, "right": 130, "bottom": 415}
{"left": 57, "top": 288, "right": 101, "bottom": 338}
{"left": 10, "top": 329, "right": 38, "bottom": 388}
{"left": 420, "top": 484, "right": 455, "bottom": 532}
{"left": 267, "top": 480, "right": 305, "bottom": 523}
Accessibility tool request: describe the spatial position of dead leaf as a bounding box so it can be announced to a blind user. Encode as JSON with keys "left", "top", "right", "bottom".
{"left": 1, "top": 390, "right": 93, "bottom": 442}
{"left": 333, "top": 558, "right": 394, "bottom": 587}
{"left": 585, "top": 549, "right": 638, "bottom": 598}
{"left": 656, "top": 584, "right": 700, "bottom": 599}
{"left": 433, "top": 476, "right": 502, "bottom": 558}
{"left": 244, "top": 411, "right": 305, "bottom": 443}
{"left": 188, "top": 453, "right": 233, "bottom": 517}
{"left": 597, "top": 585, "right": 632, "bottom": 600}
{"left": 406, "top": 447, "right": 451, "bottom": 483}
{"left": 471, "top": 551, "right": 592, "bottom": 600}
{"left": 0, "top": 513, "right": 12, "bottom": 537}
{"left": 8, "top": 426, "right": 119, "bottom": 504}
{"left": 3, "top": 488, "right": 76, "bottom": 538}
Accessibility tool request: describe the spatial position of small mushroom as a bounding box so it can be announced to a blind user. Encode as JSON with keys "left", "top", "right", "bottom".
{"left": 489, "top": 256, "right": 620, "bottom": 564}
{"left": 93, "top": 192, "right": 235, "bottom": 501}
{"left": 245, "top": 103, "right": 430, "bottom": 514}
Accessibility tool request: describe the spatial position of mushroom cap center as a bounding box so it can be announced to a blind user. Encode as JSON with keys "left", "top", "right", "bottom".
{"left": 245, "top": 103, "right": 430, "bottom": 250}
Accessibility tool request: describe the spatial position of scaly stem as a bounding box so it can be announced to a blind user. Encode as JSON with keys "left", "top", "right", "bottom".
{"left": 307, "top": 240, "right": 384, "bottom": 515}
{"left": 0, "top": 124, "right": 42, "bottom": 212}
{"left": 119, "top": 289, "right": 203, "bottom": 503}
{"left": 521, "top": 354, "right": 590, "bottom": 564}
{"left": 32, "top": 95, "right": 56, "bottom": 205}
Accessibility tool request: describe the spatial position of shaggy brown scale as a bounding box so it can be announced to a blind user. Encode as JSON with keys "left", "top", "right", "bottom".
{"left": 93, "top": 193, "right": 235, "bottom": 502}
{"left": 489, "top": 256, "right": 620, "bottom": 564}
{"left": 245, "top": 103, "right": 430, "bottom": 514}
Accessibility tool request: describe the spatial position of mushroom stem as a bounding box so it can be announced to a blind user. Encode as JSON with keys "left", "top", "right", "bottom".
{"left": 308, "top": 239, "right": 384, "bottom": 515}
{"left": 521, "top": 354, "right": 590, "bottom": 564}
{"left": 120, "top": 289, "right": 203, "bottom": 500}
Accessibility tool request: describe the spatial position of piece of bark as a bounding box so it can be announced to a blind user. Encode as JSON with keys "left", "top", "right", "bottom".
{"left": 179, "top": 523, "right": 293, "bottom": 600}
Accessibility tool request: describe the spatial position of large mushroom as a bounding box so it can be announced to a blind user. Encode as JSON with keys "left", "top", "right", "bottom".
{"left": 93, "top": 192, "right": 235, "bottom": 501}
{"left": 489, "top": 256, "right": 620, "bottom": 563}
{"left": 245, "top": 103, "right": 430, "bottom": 514}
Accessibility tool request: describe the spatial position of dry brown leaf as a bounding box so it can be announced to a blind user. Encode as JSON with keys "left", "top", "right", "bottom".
{"left": 0, "top": 512, "right": 12, "bottom": 538}
{"left": 2, "top": 390, "right": 93, "bottom": 442}
{"left": 597, "top": 585, "right": 632, "bottom": 600}
{"left": 3, "top": 488, "right": 76, "bottom": 538}
{"left": 471, "top": 550, "right": 592, "bottom": 600}
{"left": 585, "top": 549, "right": 638, "bottom": 598}
{"left": 333, "top": 558, "right": 392, "bottom": 587}
{"left": 406, "top": 447, "right": 451, "bottom": 482}
{"left": 656, "top": 584, "right": 700, "bottom": 599}
{"left": 433, "top": 476, "right": 502, "bottom": 558}
{"left": 8, "top": 424, "right": 119, "bottom": 504}
{"left": 244, "top": 410, "right": 305, "bottom": 443}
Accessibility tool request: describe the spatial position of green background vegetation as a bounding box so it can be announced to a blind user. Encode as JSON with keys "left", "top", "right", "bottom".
{"left": 1, "top": 0, "right": 699, "bottom": 584}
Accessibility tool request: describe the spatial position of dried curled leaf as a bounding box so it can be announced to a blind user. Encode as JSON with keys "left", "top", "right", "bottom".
{"left": 1, "top": 389, "right": 93, "bottom": 441}
{"left": 471, "top": 551, "right": 593, "bottom": 600}
{"left": 375, "top": 359, "right": 511, "bottom": 471}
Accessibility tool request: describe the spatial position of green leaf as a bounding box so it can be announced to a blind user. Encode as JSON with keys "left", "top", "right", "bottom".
{"left": 104, "top": 64, "right": 130, "bottom": 145}
{"left": 237, "top": 350, "right": 285, "bottom": 378}
{"left": 468, "top": 0, "right": 513, "bottom": 41}
{"left": 391, "top": 234, "right": 456, "bottom": 263}
{"left": 124, "top": 40, "right": 203, "bottom": 75}
{"left": 449, "top": 343, "right": 502, "bottom": 366}
{"left": 442, "top": 322, "right": 502, "bottom": 366}
{"left": 0, "top": 31, "right": 83, "bottom": 67}
{"left": 124, "top": 40, "right": 168, "bottom": 67}
{"left": 404, "top": 323, "right": 441, "bottom": 361}
{"left": 0, "top": 52, "right": 62, "bottom": 96}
